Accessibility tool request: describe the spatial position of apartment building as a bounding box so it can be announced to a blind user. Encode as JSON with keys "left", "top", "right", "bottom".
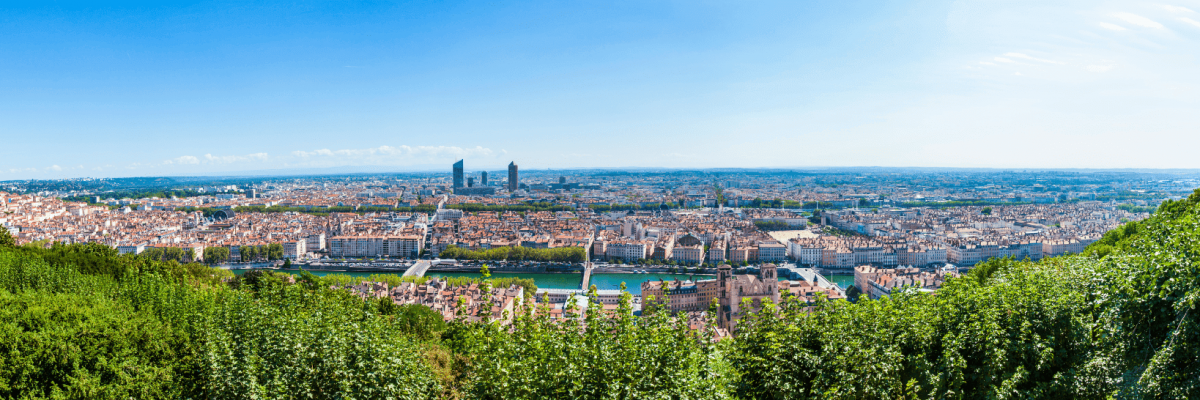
{"left": 707, "top": 240, "right": 727, "bottom": 264}
{"left": 673, "top": 244, "right": 706, "bottom": 264}
{"left": 757, "top": 241, "right": 786, "bottom": 262}
{"left": 329, "top": 234, "right": 426, "bottom": 258}
{"left": 606, "top": 240, "right": 649, "bottom": 262}
{"left": 282, "top": 239, "right": 307, "bottom": 259}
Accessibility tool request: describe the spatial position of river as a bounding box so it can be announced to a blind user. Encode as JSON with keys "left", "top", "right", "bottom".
{"left": 232, "top": 269, "right": 859, "bottom": 295}
{"left": 426, "top": 272, "right": 716, "bottom": 295}
{"left": 823, "top": 274, "right": 855, "bottom": 289}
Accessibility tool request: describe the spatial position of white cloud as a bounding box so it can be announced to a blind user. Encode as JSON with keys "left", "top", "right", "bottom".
{"left": 292, "top": 149, "right": 332, "bottom": 157}
{"left": 994, "top": 57, "right": 1015, "bottom": 63}
{"left": 1180, "top": 17, "right": 1200, "bottom": 28}
{"left": 1163, "top": 5, "right": 1194, "bottom": 14}
{"left": 166, "top": 155, "right": 200, "bottom": 165}
{"left": 1112, "top": 12, "right": 1164, "bottom": 28}
{"left": 1087, "top": 65, "right": 1115, "bottom": 72}
{"left": 203, "top": 153, "right": 269, "bottom": 164}
{"left": 1004, "top": 52, "right": 1065, "bottom": 65}
{"left": 979, "top": 61, "right": 997, "bottom": 66}
{"left": 1099, "top": 22, "right": 1128, "bottom": 31}
{"left": 1014, "top": 72, "right": 1024, "bottom": 76}
{"left": 49, "top": 165, "right": 62, "bottom": 171}
{"left": 292, "top": 145, "right": 497, "bottom": 159}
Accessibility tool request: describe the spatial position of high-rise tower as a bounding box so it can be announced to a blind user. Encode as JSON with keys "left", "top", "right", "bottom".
{"left": 452, "top": 160, "right": 464, "bottom": 188}
{"left": 507, "top": 162, "right": 519, "bottom": 191}
{"left": 481, "top": 171, "right": 488, "bottom": 186}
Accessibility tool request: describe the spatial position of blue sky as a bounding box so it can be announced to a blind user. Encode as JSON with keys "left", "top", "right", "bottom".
{"left": 2, "top": 0, "right": 1199, "bottom": 179}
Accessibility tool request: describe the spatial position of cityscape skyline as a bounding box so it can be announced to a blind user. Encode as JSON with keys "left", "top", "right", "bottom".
{"left": 6, "top": 1, "right": 1200, "bottom": 395}
{"left": 4, "top": 0, "right": 1200, "bottom": 180}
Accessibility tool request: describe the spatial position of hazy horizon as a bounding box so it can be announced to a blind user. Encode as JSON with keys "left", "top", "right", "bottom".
{"left": 4, "top": 0, "right": 1200, "bottom": 180}
{"left": 8, "top": 164, "right": 1200, "bottom": 183}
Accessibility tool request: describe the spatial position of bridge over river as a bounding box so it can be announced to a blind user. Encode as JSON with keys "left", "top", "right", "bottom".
{"left": 579, "top": 263, "right": 593, "bottom": 290}
{"left": 403, "top": 260, "right": 596, "bottom": 290}
{"left": 402, "top": 260, "right": 432, "bottom": 277}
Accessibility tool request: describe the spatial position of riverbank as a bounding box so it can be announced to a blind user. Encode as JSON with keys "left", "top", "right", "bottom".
{"left": 231, "top": 268, "right": 715, "bottom": 295}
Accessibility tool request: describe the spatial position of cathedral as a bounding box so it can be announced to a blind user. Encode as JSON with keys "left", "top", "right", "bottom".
{"left": 641, "top": 264, "right": 781, "bottom": 330}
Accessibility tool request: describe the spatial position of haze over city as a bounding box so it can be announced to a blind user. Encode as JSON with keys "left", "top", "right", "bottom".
{"left": 4, "top": 0, "right": 1200, "bottom": 180}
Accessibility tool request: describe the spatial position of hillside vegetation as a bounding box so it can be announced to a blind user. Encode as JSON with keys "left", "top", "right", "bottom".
{"left": 1, "top": 189, "right": 1199, "bottom": 399}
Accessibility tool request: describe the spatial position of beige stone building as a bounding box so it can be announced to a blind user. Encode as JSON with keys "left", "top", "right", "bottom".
{"left": 642, "top": 264, "right": 780, "bottom": 330}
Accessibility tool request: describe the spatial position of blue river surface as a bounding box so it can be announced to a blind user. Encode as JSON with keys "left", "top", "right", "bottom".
{"left": 232, "top": 269, "right": 858, "bottom": 295}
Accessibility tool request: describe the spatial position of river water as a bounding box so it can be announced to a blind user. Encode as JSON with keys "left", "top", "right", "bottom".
{"left": 824, "top": 274, "right": 854, "bottom": 289}
{"left": 232, "top": 269, "right": 859, "bottom": 295}
{"left": 430, "top": 272, "right": 714, "bottom": 295}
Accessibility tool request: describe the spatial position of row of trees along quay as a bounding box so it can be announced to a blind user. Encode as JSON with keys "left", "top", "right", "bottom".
{"left": 4, "top": 189, "right": 1200, "bottom": 397}
{"left": 438, "top": 245, "right": 587, "bottom": 263}
{"left": 124, "top": 243, "right": 283, "bottom": 265}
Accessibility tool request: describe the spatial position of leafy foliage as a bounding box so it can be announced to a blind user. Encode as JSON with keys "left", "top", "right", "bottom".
{"left": 266, "top": 243, "right": 284, "bottom": 260}
{"left": 1116, "top": 203, "right": 1157, "bottom": 214}
{"left": 450, "top": 289, "right": 734, "bottom": 399}
{"left": 0, "top": 289, "right": 188, "bottom": 399}
{"left": 202, "top": 246, "right": 230, "bottom": 265}
{"left": 731, "top": 260, "right": 1092, "bottom": 399}
{"left": 0, "top": 243, "right": 440, "bottom": 399}
{"left": 0, "top": 226, "right": 14, "bottom": 247}
{"left": 439, "top": 245, "right": 586, "bottom": 263}
{"left": 753, "top": 220, "right": 793, "bottom": 231}
{"left": 389, "top": 303, "right": 448, "bottom": 341}
{"left": 197, "top": 284, "right": 440, "bottom": 398}
{"left": 844, "top": 284, "right": 861, "bottom": 302}
{"left": 724, "top": 188, "right": 1200, "bottom": 399}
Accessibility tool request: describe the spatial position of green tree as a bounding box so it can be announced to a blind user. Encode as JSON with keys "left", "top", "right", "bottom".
{"left": 266, "top": 243, "right": 284, "bottom": 260}
{"left": 451, "top": 273, "right": 733, "bottom": 399}
{"left": 239, "top": 245, "right": 259, "bottom": 262}
{"left": 0, "top": 226, "right": 14, "bottom": 247}
{"left": 203, "top": 246, "right": 230, "bottom": 265}
{"left": 845, "top": 284, "right": 862, "bottom": 302}
{"left": 141, "top": 247, "right": 165, "bottom": 261}
{"left": 440, "top": 245, "right": 586, "bottom": 263}
{"left": 393, "top": 304, "right": 448, "bottom": 341}
{"left": 982, "top": 206, "right": 993, "bottom": 215}
{"left": 163, "top": 247, "right": 185, "bottom": 262}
